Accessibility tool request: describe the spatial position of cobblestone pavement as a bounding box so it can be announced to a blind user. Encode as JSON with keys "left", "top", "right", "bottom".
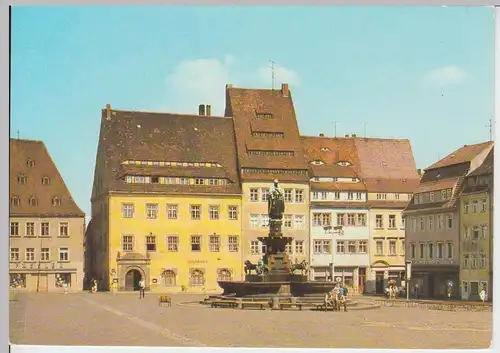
{"left": 10, "top": 292, "right": 492, "bottom": 349}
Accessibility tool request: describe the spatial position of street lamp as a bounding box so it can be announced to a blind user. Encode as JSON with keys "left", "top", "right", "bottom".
{"left": 405, "top": 260, "right": 412, "bottom": 301}
{"left": 328, "top": 225, "right": 344, "bottom": 282}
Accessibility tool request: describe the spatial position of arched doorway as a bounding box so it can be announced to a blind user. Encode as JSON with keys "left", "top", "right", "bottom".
{"left": 125, "top": 269, "right": 142, "bottom": 291}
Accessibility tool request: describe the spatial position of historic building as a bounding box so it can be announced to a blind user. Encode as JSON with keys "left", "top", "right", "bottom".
{"left": 225, "top": 83, "right": 310, "bottom": 268}
{"left": 354, "top": 138, "right": 420, "bottom": 294}
{"left": 301, "top": 135, "right": 370, "bottom": 292}
{"left": 9, "top": 138, "right": 86, "bottom": 292}
{"left": 89, "top": 104, "right": 243, "bottom": 292}
{"left": 404, "top": 141, "right": 493, "bottom": 299}
{"left": 458, "top": 147, "right": 493, "bottom": 301}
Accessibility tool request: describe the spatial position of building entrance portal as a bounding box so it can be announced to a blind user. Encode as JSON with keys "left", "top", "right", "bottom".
{"left": 125, "top": 269, "right": 142, "bottom": 291}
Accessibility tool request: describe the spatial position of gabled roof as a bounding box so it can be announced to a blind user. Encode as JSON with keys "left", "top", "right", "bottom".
{"left": 10, "top": 139, "right": 85, "bottom": 217}
{"left": 426, "top": 141, "right": 493, "bottom": 170}
{"left": 225, "top": 84, "right": 309, "bottom": 182}
{"left": 95, "top": 107, "right": 241, "bottom": 195}
{"left": 301, "top": 136, "right": 361, "bottom": 169}
{"left": 462, "top": 147, "right": 494, "bottom": 194}
{"left": 468, "top": 147, "right": 494, "bottom": 177}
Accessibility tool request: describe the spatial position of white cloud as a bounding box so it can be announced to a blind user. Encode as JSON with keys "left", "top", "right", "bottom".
{"left": 423, "top": 66, "right": 467, "bottom": 87}
{"left": 257, "top": 63, "right": 300, "bottom": 87}
{"left": 157, "top": 57, "right": 300, "bottom": 116}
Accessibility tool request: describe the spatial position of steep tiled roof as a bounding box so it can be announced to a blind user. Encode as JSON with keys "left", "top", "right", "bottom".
{"left": 354, "top": 137, "right": 419, "bottom": 180}
{"left": 95, "top": 107, "right": 241, "bottom": 195}
{"left": 10, "top": 139, "right": 85, "bottom": 217}
{"left": 309, "top": 165, "right": 358, "bottom": 178}
{"left": 426, "top": 141, "right": 493, "bottom": 170}
{"left": 225, "top": 84, "right": 309, "bottom": 182}
{"left": 468, "top": 147, "right": 494, "bottom": 177}
{"left": 301, "top": 136, "right": 361, "bottom": 169}
{"left": 414, "top": 178, "right": 459, "bottom": 194}
{"left": 312, "top": 182, "right": 367, "bottom": 192}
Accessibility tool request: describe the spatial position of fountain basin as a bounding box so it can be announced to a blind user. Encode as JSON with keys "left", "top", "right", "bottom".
{"left": 218, "top": 280, "right": 337, "bottom": 297}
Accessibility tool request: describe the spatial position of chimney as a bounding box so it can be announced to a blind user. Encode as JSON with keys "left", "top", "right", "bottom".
{"left": 281, "top": 83, "right": 289, "bottom": 97}
{"left": 105, "top": 104, "right": 112, "bottom": 120}
{"left": 345, "top": 134, "right": 350, "bottom": 138}
{"left": 319, "top": 133, "right": 324, "bottom": 137}
{"left": 352, "top": 134, "right": 357, "bottom": 138}
{"left": 206, "top": 105, "right": 211, "bottom": 116}
{"left": 198, "top": 104, "right": 206, "bottom": 116}
{"left": 226, "top": 84, "right": 233, "bottom": 89}
{"left": 417, "top": 168, "right": 421, "bottom": 176}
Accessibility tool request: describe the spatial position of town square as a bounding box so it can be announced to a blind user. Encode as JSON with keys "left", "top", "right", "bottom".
{"left": 9, "top": 5, "right": 494, "bottom": 349}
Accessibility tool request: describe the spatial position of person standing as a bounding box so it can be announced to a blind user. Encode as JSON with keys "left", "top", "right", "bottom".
{"left": 139, "top": 278, "right": 145, "bottom": 299}
{"left": 480, "top": 286, "right": 487, "bottom": 303}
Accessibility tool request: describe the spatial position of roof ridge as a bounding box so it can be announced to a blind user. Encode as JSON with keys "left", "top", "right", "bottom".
{"left": 108, "top": 108, "right": 231, "bottom": 119}
{"left": 10, "top": 138, "right": 44, "bottom": 143}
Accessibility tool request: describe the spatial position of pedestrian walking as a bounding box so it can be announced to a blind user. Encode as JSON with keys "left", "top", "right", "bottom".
{"left": 139, "top": 278, "right": 145, "bottom": 298}
{"left": 63, "top": 281, "right": 68, "bottom": 294}
{"left": 480, "top": 287, "right": 487, "bottom": 303}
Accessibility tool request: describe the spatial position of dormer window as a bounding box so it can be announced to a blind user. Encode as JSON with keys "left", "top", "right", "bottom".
{"left": 42, "top": 176, "right": 51, "bottom": 185}
{"left": 351, "top": 177, "right": 358, "bottom": 182}
{"left": 17, "top": 174, "right": 27, "bottom": 185}
{"left": 381, "top": 161, "right": 387, "bottom": 167}
{"left": 337, "top": 161, "right": 351, "bottom": 167}
{"left": 29, "top": 196, "right": 38, "bottom": 207}
{"left": 311, "top": 160, "right": 325, "bottom": 165}
{"left": 27, "top": 159, "right": 35, "bottom": 168}
{"left": 320, "top": 147, "right": 330, "bottom": 152}
{"left": 11, "top": 197, "right": 20, "bottom": 207}
{"left": 256, "top": 113, "right": 273, "bottom": 119}
{"left": 52, "top": 197, "right": 61, "bottom": 207}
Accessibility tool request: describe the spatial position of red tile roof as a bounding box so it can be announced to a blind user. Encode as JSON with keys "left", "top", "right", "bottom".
{"left": 10, "top": 139, "right": 85, "bottom": 217}
{"left": 426, "top": 141, "right": 493, "bottom": 170}
{"left": 468, "top": 147, "right": 494, "bottom": 177}
{"left": 312, "top": 182, "right": 367, "bottom": 192}
{"left": 225, "top": 85, "right": 309, "bottom": 182}
{"left": 363, "top": 178, "right": 420, "bottom": 193}
{"left": 95, "top": 108, "right": 241, "bottom": 195}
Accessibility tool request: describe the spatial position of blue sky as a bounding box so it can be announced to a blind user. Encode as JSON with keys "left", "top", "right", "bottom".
{"left": 11, "top": 6, "right": 494, "bottom": 218}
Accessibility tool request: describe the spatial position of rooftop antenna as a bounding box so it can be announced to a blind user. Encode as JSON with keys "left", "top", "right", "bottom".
{"left": 333, "top": 122, "right": 338, "bottom": 137}
{"left": 364, "top": 123, "right": 368, "bottom": 138}
{"left": 486, "top": 117, "right": 493, "bottom": 141}
{"left": 269, "top": 60, "right": 276, "bottom": 90}
{"left": 16, "top": 130, "right": 20, "bottom": 139}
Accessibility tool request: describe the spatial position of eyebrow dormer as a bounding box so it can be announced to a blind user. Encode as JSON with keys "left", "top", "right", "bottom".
{"left": 310, "top": 160, "right": 325, "bottom": 165}
{"left": 337, "top": 161, "right": 351, "bottom": 166}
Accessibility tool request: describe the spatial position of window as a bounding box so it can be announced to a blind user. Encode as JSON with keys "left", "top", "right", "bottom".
{"left": 376, "top": 193, "right": 387, "bottom": 200}
{"left": 294, "top": 215, "right": 305, "bottom": 229}
{"left": 25, "top": 248, "right": 35, "bottom": 261}
{"left": 314, "top": 240, "right": 322, "bottom": 254}
{"left": 400, "top": 217, "right": 405, "bottom": 229}
{"left": 10, "top": 248, "right": 19, "bottom": 261}
{"left": 428, "top": 215, "right": 434, "bottom": 231}
{"left": 446, "top": 214, "right": 453, "bottom": 229}
{"left": 146, "top": 203, "right": 158, "bottom": 219}
{"left": 167, "top": 236, "right": 179, "bottom": 252}
{"left": 395, "top": 193, "right": 400, "bottom": 200}
{"left": 436, "top": 242, "right": 443, "bottom": 259}
{"left": 419, "top": 243, "right": 424, "bottom": 259}
{"left": 41, "top": 248, "right": 50, "bottom": 261}
{"left": 261, "top": 215, "right": 269, "bottom": 228}
{"left": 389, "top": 240, "right": 396, "bottom": 255}
{"left": 336, "top": 213, "right": 345, "bottom": 226}
{"left": 209, "top": 234, "right": 220, "bottom": 252}
{"left": 294, "top": 240, "right": 304, "bottom": 254}
{"left": 52, "top": 197, "right": 61, "bottom": 207}
{"left": 284, "top": 215, "right": 293, "bottom": 228}
{"left": 284, "top": 189, "right": 293, "bottom": 202}
{"left": 218, "top": 269, "right": 232, "bottom": 281}
{"left": 18, "top": 174, "right": 27, "bottom": 184}
{"left": 285, "top": 243, "right": 292, "bottom": 254}
{"left": 146, "top": 235, "right": 156, "bottom": 252}
{"left": 59, "top": 248, "right": 69, "bottom": 262}
{"left": 249, "top": 188, "right": 259, "bottom": 202}
{"left": 295, "top": 189, "right": 304, "bottom": 203}
{"left": 261, "top": 188, "right": 270, "bottom": 202}
{"left": 481, "top": 225, "right": 488, "bottom": 239}
{"left": 481, "top": 199, "right": 487, "bottom": 212}
{"left": 388, "top": 215, "right": 396, "bottom": 229}
{"left": 122, "top": 235, "right": 134, "bottom": 252}
{"left": 29, "top": 197, "right": 37, "bottom": 207}
{"left": 471, "top": 256, "right": 478, "bottom": 269}
{"left": 250, "top": 240, "right": 260, "bottom": 255}
{"left": 228, "top": 236, "right": 239, "bottom": 252}
{"left": 195, "top": 178, "right": 204, "bottom": 185}
{"left": 180, "top": 177, "right": 189, "bottom": 185}
{"left": 347, "top": 214, "right": 355, "bottom": 226}
{"left": 334, "top": 192, "right": 340, "bottom": 200}
{"left": 228, "top": 206, "right": 238, "bottom": 220}
{"left": 472, "top": 200, "right": 478, "bottom": 213}
{"left": 464, "top": 201, "right": 470, "bottom": 214}
{"left": 11, "top": 196, "right": 20, "bottom": 207}
{"left": 191, "top": 235, "right": 201, "bottom": 252}
{"left": 375, "top": 240, "right": 383, "bottom": 255}
{"left": 10, "top": 222, "right": 19, "bottom": 236}
{"left": 122, "top": 203, "right": 134, "bottom": 218}
{"left": 470, "top": 281, "right": 479, "bottom": 296}
{"left": 250, "top": 214, "right": 260, "bottom": 228}
{"left": 472, "top": 226, "right": 480, "bottom": 240}
{"left": 209, "top": 205, "right": 220, "bottom": 220}
{"left": 347, "top": 192, "right": 354, "bottom": 200}
{"left": 190, "top": 205, "right": 201, "bottom": 220}
{"left": 357, "top": 214, "right": 366, "bottom": 226}
{"left": 27, "top": 159, "right": 35, "bottom": 168}
{"left": 410, "top": 243, "right": 416, "bottom": 259}
{"left": 441, "top": 190, "right": 447, "bottom": 200}
{"left": 347, "top": 241, "right": 356, "bottom": 253}
{"left": 446, "top": 242, "right": 453, "bottom": 259}
{"left": 59, "top": 222, "right": 69, "bottom": 237}
{"left": 479, "top": 254, "right": 487, "bottom": 268}
{"left": 358, "top": 241, "right": 367, "bottom": 253}
{"left": 336, "top": 241, "right": 345, "bottom": 253}
{"left": 437, "top": 214, "right": 444, "bottom": 230}
{"left": 190, "top": 270, "right": 204, "bottom": 286}
{"left": 463, "top": 254, "right": 469, "bottom": 268}
{"left": 428, "top": 243, "right": 434, "bottom": 259}
{"left": 356, "top": 192, "right": 362, "bottom": 200}
{"left": 321, "top": 192, "right": 327, "bottom": 200}
{"left": 161, "top": 270, "right": 176, "bottom": 286}
{"left": 322, "top": 240, "right": 331, "bottom": 254}
{"left": 166, "top": 204, "right": 178, "bottom": 219}
{"left": 429, "top": 192, "right": 434, "bottom": 202}
{"left": 26, "top": 222, "right": 34, "bottom": 236}
{"left": 312, "top": 192, "right": 319, "bottom": 200}
{"left": 400, "top": 239, "right": 405, "bottom": 255}
{"left": 41, "top": 222, "right": 50, "bottom": 237}
{"left": 419, "top": 217, "right": 425, "bottom": 231}
{"left": 314, "top": 240, "right": 331, "bottom": 254}
{"left": 375, "top": 215, "right": 383, "bottom": 228}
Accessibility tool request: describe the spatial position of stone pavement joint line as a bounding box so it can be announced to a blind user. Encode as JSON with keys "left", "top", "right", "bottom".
{"left": 82, "top": 297, "right": 207, "bottom": 347}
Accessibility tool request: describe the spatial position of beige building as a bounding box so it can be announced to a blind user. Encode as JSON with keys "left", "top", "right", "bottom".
{"left": 9, "top": 139, "right": 86, "bottom": 292}
{"left": 404, "top": 141, "right": 493, "bottom": 299}
{"left": 225, "top": 83, "right": 310, "bottom": 267}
